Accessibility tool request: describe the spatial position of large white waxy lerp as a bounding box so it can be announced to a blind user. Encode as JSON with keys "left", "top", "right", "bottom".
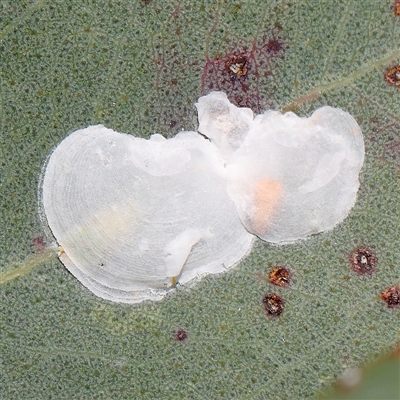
{"left": 41, "top": 91, "right": 364, "bottom": 303}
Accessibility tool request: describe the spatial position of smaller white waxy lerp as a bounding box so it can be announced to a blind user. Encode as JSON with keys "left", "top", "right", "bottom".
{"left": 41, "top": 91, "right": 364, "bottom": 303}
{"left": 196, "top": 91, "right": 365, "bottom": 243}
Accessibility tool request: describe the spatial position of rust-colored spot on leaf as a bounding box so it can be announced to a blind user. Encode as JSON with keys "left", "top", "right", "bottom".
{"left": 225, "top": 55, "right": 249, "bottom": 78}
{"left": 349, "top": 247, "right": 378, "bottom": 275}
{"left": 384, "top": 65, "right": 400, "bottom": 87}
{"left": 268, "top": 266, "right": 292, "bottom": 288}
{"left": 394, "top": 0, "right": 400, "bottom": 16}
{"left": 380, "top": 284, "right": 400, "bottom": 309}
{"left": 201, "top": 33, "right": 285, "bottom": 113}
{"left": 262, "top": 293, "right": 285, "bottom": 317}
{"left": 175, "top": 329, "right": 188, "bottom": 341}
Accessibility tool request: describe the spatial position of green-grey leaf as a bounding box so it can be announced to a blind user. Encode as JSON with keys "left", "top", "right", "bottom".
{"left": 318, "top": 349, "right": 400, "bottom": 399}
{"left": 1, "top": 1, "right": 399, "bottom": 399}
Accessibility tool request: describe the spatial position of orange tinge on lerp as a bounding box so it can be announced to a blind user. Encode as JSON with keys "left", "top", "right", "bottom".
{"left": 250, "top": 179, "right": 282, "bottom": 235}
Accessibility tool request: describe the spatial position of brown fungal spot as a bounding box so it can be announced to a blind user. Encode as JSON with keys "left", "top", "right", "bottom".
{"left": 394, "top": 0, "right": 400, "bottom": 16}
{"left": 380, "top": 284, "right": 400, "bottom": 309}
{"left": 268, "top": 266, "right": 291, "bottom": 288}
{"left": 265, "top": 39, "right": 283, "bottom": 54}
{"left": 262, "top": 293, "right": 285, "bottom": 317}
{"left": 172, "top": 5, "right": 180, "bottom": 18}
{"left": 349, "top": 247, "right": 377, "bottom": 275}
{"left": 225, "top": 55, "right": 248, "bottom": 78}
{"left": 385, "top": 65, "right": 400, "bottom": 87}
{"left": 175, "top": 329, "right": 187, "bottom": 341}
{"left": 366, "top": 106, "right": 400, "bottom": 168}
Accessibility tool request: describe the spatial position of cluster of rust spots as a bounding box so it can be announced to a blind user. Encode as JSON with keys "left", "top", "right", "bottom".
{"left": 349, "top": 247, "right": 378, "bottom": 275}
{"left": 380, "top": 284, "right": 400, "bottom": 309}
{"left": 175, "top": 329, "right": 187, "bottom": 341}
{"left": 262, "top": 293, "right": 285, "bottom": 318}
{"left": 261, "top": 266, "right": 292, "bottom": 318}
{"left": 201, "top": 32, "right": 285, "bottom": 112}
{"left": 394, "top": 0, "right": 400, "bottom": 16}
{"left": 385, "top": 65, "right": 400, "bottom": 87}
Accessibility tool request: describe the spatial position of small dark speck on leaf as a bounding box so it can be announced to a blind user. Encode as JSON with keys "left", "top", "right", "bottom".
{"left": 172, "top": 6, "right": 180, "bottom": 18}
{"left": 349, "top": 247, "right": 378, "bottom": 275}
{"left": 175, "top": 329, "right": 187, "bottom": 341}
{"left": 384, "top": 65, "right": 400, "bottom": 87}
{"left": 31, "top": 236, "right": 46, "bottom": 254}
{"left": 262, "top": 293, "right": 285, "bottom": 318}
{"left": 265, "top": 39, "right": 283, "bottom": 54}
{"left": 268, "top": 266, "right": 292, "bottom": 287}
{"left": 380, "top": 285, "right": 400, "bottom": 309}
